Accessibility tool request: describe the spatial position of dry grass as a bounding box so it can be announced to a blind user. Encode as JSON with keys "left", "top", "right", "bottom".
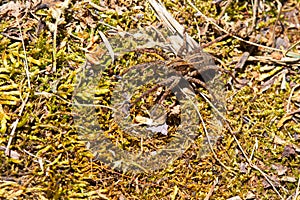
{"left": 0, "top": 0, "right": 299, "bottom": 199}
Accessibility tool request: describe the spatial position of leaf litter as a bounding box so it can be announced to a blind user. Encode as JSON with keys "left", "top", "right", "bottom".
{"left": 0, "top": 0, "right": 299, "bottom": 199}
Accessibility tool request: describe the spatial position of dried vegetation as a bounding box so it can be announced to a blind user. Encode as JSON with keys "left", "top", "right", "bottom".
{"left": 0, "top": 0, "right": 299, "bottom": 199}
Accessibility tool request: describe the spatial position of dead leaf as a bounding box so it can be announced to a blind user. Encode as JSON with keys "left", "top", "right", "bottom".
{"left": 271, "top": 164, "right": 287, "bottom": 176}
{"left": 239, "top": 162, "right": 248, "bottom": 174}
{"left": 146, "top": 123, "right": 168, "bottom": 136}
{"left": 280, "top": 176, "right": 297, "bottom": 182}
{"left": 282, "top": 145, "right": 296, "bottom": 158}
{"left": 134, "top": 115, "right": 153, "bottom": 125}
{"left": 170, "top": 105, "right": 181, "bottom": 115}
{"left": 273, "top": 135, "right": 300, "bottom": 153}
{"left": 0, "top": 146, "right": 20, "bottom": 159}
{"left": 235, "top": 52, "right": 250, "bottom": 70}
{"left": 271, "top": 51, "right": 283, "bottom": 60}
{"left": 0, "top": 1, "right": 22, "bottom": 16}
{"left": 273, "top": 135, "right": 287, "bottom": 145}
{"left": 245, "top": 191, "right": 256, "bottom": 200}
{"left": 227, "top": 196, "right": 242, "bottom": 200}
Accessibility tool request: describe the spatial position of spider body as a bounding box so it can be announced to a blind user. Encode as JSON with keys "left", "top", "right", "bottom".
{"left": 119, "top": 46, "right": 221, "bottom": 106}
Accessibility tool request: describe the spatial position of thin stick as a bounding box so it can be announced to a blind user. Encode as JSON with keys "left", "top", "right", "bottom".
{"left": 148, "top": 0, "right": 199, "bottom": 52}
{"left": 15, "top": 13, "right": 31, "bottom": 89}
{"left": 180, "top": 88, "right": 235, "bottom": 173}
{"left": 284, "top": 40, "right": 300, "bottom": 57}
{"left": 204, "top": 177, "right": 218, "bottom": 200}
{"left": 249, "top": 137, "right": 258, "bottom": 161}
{"left": 249, "top": 0, "right": 259, "bottom": 33}
{"left": 22, "top": 149, "right": 51, "bottom": 164}
{"left": 202, "top": 33, "right": 230, "bottom": 48}
{"left": 294, "top": 176, "right": 300, "bottom": 200}
{"left": 287, "top": 84, "right": 300, "bottom": 113}
{"left": 99, "top": 30, "right": 115, "bottom": 63}
{"left": 6, "top": 93, "right": 29, "bottom": 156}
{"left": 200, "top": 94, "right": 285, "bottom": 199}
{"left": 217, "top": 0, "right": 233, "bottom": 21}
{"left": 6, "top": 8, "right": 32, "bottom": 156}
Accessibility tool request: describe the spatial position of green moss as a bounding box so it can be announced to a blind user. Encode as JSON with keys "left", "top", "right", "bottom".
{"left": 0, "top": 0, "right": 299, "bottom": 199}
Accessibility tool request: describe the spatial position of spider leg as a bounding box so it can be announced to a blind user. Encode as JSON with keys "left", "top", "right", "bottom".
{"left": 133, "top": 75, "right": 181, "bottom": 106}
{"left": 157, "top": 76, "right": 181, "bottom": 105}
{"left": 184, "top": 76, "right": 217, "bottom": 101}
{"left": 166, "top": 59, "right": 191, "bottom": 74}
{"left": 121, "top": 61, "right": 181, "bottom": 106}
{"left": 131, "top": 48, "right": 170, "bottom": 60}
{"left": 120, "top": 60, "right": 165, "bottom": 76}
{"left": 133, "top": 84, "right": 162, "bottom": 104}
{"left": 188, "top": 64, "right": 220, "bottom": 78}
{"left": 119, "top": 61, "right": 161, "bottom": 105}
{"left": 184, "top": 76, "right": 209, "bottom": 89}
{"left": 189, "top": 64, "right": 245, "bottom": 85}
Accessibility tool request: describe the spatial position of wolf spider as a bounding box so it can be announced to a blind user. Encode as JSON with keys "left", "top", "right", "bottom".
{"left": 119, "top": 46, "right": 224, "bottom": 108}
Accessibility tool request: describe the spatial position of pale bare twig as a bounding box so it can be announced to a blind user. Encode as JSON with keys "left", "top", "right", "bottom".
{"left": 98, "top": 30, "right": 115, "bottom": 63}
{"left": 246, "top": 55, "right": 299, "bottom": 65}
{"left": 15, "top": 12, "right": 31, "bottom": 89}
{"left": 199, "top": 90, "right": 286, "bottom": 198}
{"left": 217, "top": 0, "right": 233, "bottom": 21}
{"left": 287, "top": 84, "right": 300, "bottom": 113}
{"left": 193, "top": 18, "right": 201, "bottom": 44}
{"left": 148, "top": 0, "right": 199, "bottom": 52}
{"left": 22, "top": 149, "right": 51, "bottom": 164}
{"left": 5, "top": 93, "right": 29, "bottom": 157}
{"left": 294, "top": 176, "right": 300, "bottom": 200}
{"left": 201, "top": 93, "right": 285, "bottom": 199}
{"left": 284, "top": 40, "right": 300, "bottom": 57}
{"left": 6, "top": 5, "right": 31, "bottom": 157}
{"left": 204, "top": 177, "right": 218, "bottom": 200}
{"left": 249, "top": 137, "right": 258, "bottom": 161}
{"left": 180, "top": 88, "right": 235, "bottom": 173}
{"left": 228, "top": 126, "right": 284, "bottom": 199}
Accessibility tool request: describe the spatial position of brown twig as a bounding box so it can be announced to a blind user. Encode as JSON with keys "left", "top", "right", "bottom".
{"left": 249, "top": 0, "right": 259, "bottom": 34}
{"left": 202, "top": 33, "right": 230, "bottom": 48}
{"left": 269, "top": 0, "right": 283, "bottom": 48}
{"left": 234, "top": 52, "right": 250, "bottom": 71}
